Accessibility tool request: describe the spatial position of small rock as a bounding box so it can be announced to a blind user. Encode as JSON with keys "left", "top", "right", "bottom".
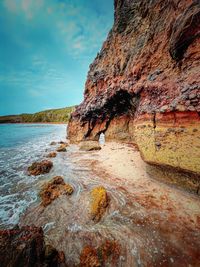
{"left": 79, "top": 141, "right": 101, "bottom": 151}
{"left": 28, "top": 160, "right": 53, "bottom": 176}
{"left": 90, "top": 186, "right": 109, "bottom": 222}
{"left": 50, "top": 141, "right": 57, "bottom": 145}
{"left": 47, "top": 152, "right": 57, "bottom": 158}
{"left": 39, "top": 176, "right": 73, "bottom": 207}
{"left": 57, "top": 144, "right": 67, "bottom": 152}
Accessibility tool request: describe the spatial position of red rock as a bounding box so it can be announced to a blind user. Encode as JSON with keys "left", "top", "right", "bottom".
{"left": 0, "top": 226, "right": 65, "bottom": 267}
{"left": 67, "top": 0, "right": 200, "bottom": 176}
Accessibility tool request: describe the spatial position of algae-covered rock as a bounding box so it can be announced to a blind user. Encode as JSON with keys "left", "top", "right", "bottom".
{"left": 39, "top": 176, "right": 73, "bottom": 207}
{"left": 79, "top": 141, "right": 101, "bottom": 151}
{"left": 90, "top": 186, "right": 109, "bottom": 222}
{"left": 28, "top": 160, "right": 53, "bottom": 176}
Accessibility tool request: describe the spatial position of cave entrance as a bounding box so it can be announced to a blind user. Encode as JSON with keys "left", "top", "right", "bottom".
{"left": 99, "top": 132, "right": 105, "bottom": 145}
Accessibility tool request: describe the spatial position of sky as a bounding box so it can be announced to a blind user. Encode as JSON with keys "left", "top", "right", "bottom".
{"left": 0, "top": 0, "right": 113, "bottom": 115}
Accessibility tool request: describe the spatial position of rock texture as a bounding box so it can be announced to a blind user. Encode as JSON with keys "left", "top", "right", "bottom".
{"left": 0, "top": 226, "right": 65, "bottom": 267}
{"left": 28, "top": 160, "right": 53, "bottom": 176}
{"left": 39, "top": 176, "right": 73, "bottom": 207}
{"left": 68, "top": 0, "right": 200, "bottom": 175}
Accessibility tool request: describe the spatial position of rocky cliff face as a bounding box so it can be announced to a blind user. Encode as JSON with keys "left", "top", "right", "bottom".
{"left": 68, "top": 0, "right": 200, "bottom": 174}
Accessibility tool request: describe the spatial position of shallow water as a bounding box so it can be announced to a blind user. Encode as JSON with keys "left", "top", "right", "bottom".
{"left": 1, "top": 124, "right": 200, "bottom": 266}
{"left": 0, "top": 123, "right": 66, "bottom": 228}
{"left": 20, "top": 142, "right": 200, "bottom": 267}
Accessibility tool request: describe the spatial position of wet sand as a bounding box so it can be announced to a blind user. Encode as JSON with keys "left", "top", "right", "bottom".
{"left": 20, "top": 142, "right": 200, "bottom": 266}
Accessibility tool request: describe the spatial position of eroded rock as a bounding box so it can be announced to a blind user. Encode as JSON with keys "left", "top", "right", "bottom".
{"left": 0, "top": 225, "right": 65, "bottom": 267}
{"left": 28, "top": 160, "right": 53, "bottom": 176}
{"left": 90, "top": 186, "right": 109, "bottom": 222}
{"left": 68, "top": 0, "right": 200, "bottom": 176}
{"left": 39, "top": 176, "right": 73, "bottom": 207}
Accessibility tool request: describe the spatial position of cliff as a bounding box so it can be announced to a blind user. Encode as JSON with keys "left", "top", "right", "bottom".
{"left": 0, "top": 106, "right": 75, "bottom": 123}
{"left": 68, "top": 0, "right": 200, "bottom": 174}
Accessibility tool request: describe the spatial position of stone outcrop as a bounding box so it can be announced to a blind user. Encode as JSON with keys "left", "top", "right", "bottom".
{"left": 39, "top": 176, "right": 74, "bottom": 207}
{"left": 0, "top": 226, "right": 65, "bottom": 267}
{"left": 68, "top": 0, "right": 200, "bottom": 175}
{"left": 28, "top": 160, "right": 53, "bottom": 176}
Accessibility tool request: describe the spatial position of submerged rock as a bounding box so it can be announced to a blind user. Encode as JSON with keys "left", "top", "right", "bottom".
{"left": 39, "top": 176, "right": 73, "bottom": 207}
{"left": 90, "top": 186, "right": 109, "bottom": 222}
{"left": 28, "top": 160, "right": 53, "bottom": 176}
{"left": 79, "top": 141, "right": 101, "bottom": 151}
{"left": 47, "top": 152, "right": 57, "bottom": 158}
{"left": 79, "top": 240, "right": 120, "bottom": 267}
{"left": 0, "top": 225, "right": 65, "bottom": 267}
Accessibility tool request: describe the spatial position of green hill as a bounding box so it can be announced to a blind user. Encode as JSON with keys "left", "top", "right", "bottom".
{"left": 0, "top": 106, "right": 75, "bottom": 123}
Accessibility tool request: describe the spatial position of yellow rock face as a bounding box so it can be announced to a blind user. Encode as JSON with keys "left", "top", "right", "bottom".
{"left": 134, "top": 112, "right": 200, "bottom": 174}
{"left": 90, "top": 186, "right": 109, "bottom": 222}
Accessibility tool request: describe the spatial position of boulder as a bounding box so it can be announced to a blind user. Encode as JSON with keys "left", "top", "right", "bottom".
{"left": 79, "top": 141, "right": 101, "bottom": 151}
{"left": 28, "top": 160, "right": 53, "bottom": 176}
{"left": 39, "top": 176, "right": 73, "bottom": 207}
{"left": 90, "top": 186, "right": 109, "bottom": 222}
{"left": 0, "top": 225, "right": 65, "bottom": 267}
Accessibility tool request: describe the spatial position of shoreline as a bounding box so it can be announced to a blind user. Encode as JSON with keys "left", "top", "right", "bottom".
{"left": 0, "top": 122, "right": 67, "bottom": 125}
{"left": 18, "top": 140, "right": 200, "bottom": 266}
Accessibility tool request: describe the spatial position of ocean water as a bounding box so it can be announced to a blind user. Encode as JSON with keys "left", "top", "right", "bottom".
{"left": 0, "top": 123, "right": 67, "bottom": 228}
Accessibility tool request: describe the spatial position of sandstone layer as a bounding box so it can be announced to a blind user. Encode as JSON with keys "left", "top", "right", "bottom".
{"left": 68, "top": 0, "right": 200, "bottom": 175}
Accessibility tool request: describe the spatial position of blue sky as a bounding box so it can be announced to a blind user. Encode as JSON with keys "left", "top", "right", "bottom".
{"left": 0, "top": 0, "right": 113, "bottom": 115}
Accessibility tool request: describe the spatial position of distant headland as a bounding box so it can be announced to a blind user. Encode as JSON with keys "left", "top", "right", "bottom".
{"left": 0, "top": 106, "right": 75, "bottom": 124}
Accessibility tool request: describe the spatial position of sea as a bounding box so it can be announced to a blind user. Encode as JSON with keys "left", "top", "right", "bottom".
{"left": 0, "top": 123, "right": 67, "bottom": 228}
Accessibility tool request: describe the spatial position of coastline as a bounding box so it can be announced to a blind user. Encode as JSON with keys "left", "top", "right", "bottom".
{"left": 0, "top": 122, "right": 67, "bottom": 125}
{"left": 18, "top": 140, "right": 200, "bottom": 266}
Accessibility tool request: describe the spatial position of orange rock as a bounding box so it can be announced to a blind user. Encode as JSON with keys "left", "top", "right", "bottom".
{"left": 28, "top": 160, "right": 53, "bottom": 176}
{"left": 90, "top": 186, "right": 109, "bottom": 222}
{"left": 39, "top": 176, "right": 73, "bottom": 206}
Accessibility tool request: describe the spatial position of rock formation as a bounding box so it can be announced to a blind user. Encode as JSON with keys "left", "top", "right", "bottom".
{"left": 68, "top": 0, "right": 200, "bottom": 175}
{"left": 0, "top": 226, "right": 65, "bottom": 267}
{"left": 39, "top": 176, "right": 73, "bottom": 207}
{"left": 90, "top": 186, "right": 109, "bottom": 222}
{"left": 28, "top": 160, "right": 53, "bottom": 176}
